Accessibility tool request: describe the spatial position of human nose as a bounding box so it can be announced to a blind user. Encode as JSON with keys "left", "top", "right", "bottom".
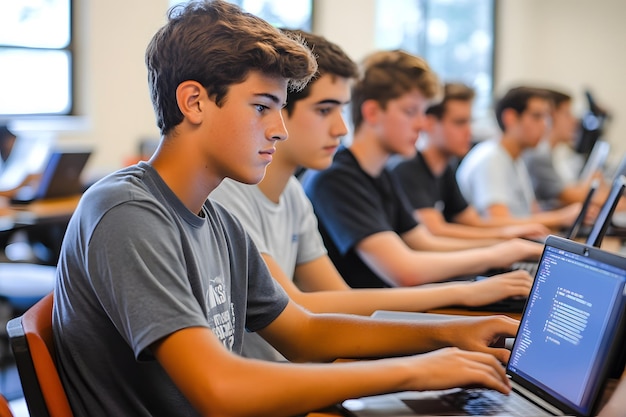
{"left": 269, "top": 111, "right": 288, "bottom": 142}
{"left": 413, "top": 112, "right": 427, "bottom": 132}
{"left": 331, "top": 112, "right": 349, "bottom": 139}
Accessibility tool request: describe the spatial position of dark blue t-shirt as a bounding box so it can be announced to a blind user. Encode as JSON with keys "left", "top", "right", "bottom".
{"left": 302, "top": 148, "right": 417, "bottom": 288}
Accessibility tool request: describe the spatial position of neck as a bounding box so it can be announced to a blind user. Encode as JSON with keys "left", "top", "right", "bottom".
{"left": 257, "top": 156, "right": 295, "bottom": 203}
{"left": 499, "top": 134, "right": 523, "bottom": 159}
{"left": 149, "top": 142, "right": 220, "bottom": 215}
{"left": 420, "top": 145, "right": 449, "bottom": 175}
{"left": 350, "top": 128, "right": 392, "bottom": 176}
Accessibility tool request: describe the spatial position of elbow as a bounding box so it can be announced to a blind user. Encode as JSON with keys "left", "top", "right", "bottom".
{"left": 381, "top": 266, "right": 428, "bottom": 287}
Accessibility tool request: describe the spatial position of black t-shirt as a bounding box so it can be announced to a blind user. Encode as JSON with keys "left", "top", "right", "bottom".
{"left": 301, "top": 148, "right": 417, "bottom": 288}
{"left": 391, "top": 152, "right": 469, "bottom": 222}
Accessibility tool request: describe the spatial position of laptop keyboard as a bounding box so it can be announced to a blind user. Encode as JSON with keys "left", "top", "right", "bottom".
{"left": 439, "top": 388, "right": 549, "bottom": 416}
{"left": 511, "top": 261, "right": 538, "bottom": 277}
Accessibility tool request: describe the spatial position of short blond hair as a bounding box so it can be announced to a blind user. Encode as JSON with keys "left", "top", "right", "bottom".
{"left": 351, "top": 50, "right": 439, "bottom": 130}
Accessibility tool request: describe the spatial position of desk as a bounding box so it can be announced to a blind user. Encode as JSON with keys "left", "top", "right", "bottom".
{"left": 6, "top": 195, "right": 81, "bottom": 227}
{"left": 0, "top": 195, "right": 80, "bottom": 230}
{"left": 0, "top": 195, "right": 81, "bottom": 264}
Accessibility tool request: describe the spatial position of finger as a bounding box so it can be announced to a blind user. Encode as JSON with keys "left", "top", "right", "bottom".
{"left": 483, "top": 346, "right": 511, "bottom": 365}
{"left": 460, "top": 353, "right": 511, "bottom": 393}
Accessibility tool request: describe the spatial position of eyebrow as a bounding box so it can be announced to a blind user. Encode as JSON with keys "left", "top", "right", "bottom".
{"left": 315, "top": 98, "right": 351, "bottom": 106}
{"left": 254, "top": 92, "right": 285, "bottom": 107}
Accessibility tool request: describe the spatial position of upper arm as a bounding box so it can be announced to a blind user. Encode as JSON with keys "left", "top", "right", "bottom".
{"left": 354, "top": 231, "right": 417, "bottom": 286}
{"left": 486, "top": 203, "right": 514, "bottom": 219}
{"left": 414, "top": 207, "right": 448, "bottom": 233}
{"left": 293, "top": 255, "right": 350, "bottom": 292}
{"left": 452, "top": 206, "right": 484, "bottom": 226}
{"left": 151, "top": 326, "right": 242, "bottom": 416}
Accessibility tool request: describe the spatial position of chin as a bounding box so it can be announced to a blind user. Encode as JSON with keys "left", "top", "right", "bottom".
{"left": 397, "top": 146, "right": 418, "bottom": 158}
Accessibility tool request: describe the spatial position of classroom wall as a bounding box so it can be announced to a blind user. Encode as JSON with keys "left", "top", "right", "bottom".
{"left": 23, "top": 0, "right": 626, "bottom": 178}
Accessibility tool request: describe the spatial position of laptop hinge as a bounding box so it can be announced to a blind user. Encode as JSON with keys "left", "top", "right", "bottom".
{"left": 512, "top": 381, "right": 566, "bottom": 415}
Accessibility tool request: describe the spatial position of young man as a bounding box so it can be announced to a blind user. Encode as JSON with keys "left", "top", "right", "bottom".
{"left": 210, "top": 31, "right": 533, "bottom": 361}
{"left": 52, "top": 2, "right": 516, "bottom": 416}
{"left": 301, "top": 50, "right": 542, "bottom": 289}
{"left": 523, "top": 88, "right": 607, "bottom": 210}
{"left": 390, "top": 82, "right": 550, "bottom": 240}
{"left": 456, "top": 86, "right": 582, "bottom": 228}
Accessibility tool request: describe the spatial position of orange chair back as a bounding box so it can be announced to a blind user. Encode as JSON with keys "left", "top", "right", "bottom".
{"left": 7, "top": 293, "right": 73, "bottom": 417}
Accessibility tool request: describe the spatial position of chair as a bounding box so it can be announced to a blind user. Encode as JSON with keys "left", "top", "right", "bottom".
{"left": 6, "top": 293, "right": 73, "bottom": 417}
{"left": 0, "top": 394, "right": 15, "bottom": 417}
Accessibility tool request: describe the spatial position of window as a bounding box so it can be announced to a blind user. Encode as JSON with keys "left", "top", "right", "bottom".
{"left": 375, "top": 0, "right": 495, "bottom": 119}
{"left": 169, "top": 0, "right": 312, "bottom": 31}
{"left": 0, "top": 0, "right": 73, "bottom": 117}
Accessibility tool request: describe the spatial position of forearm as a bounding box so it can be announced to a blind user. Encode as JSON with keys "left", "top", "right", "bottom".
{"left": 426, "top": 220, "right": 510, "bottom": 240}
{"left": 288, "top": 313, "right": 448, "bottom": 362}
{"left": 295, "top": 284, "right": 469, "bottom": 314}
{"left": 156, "top": 328, "right": 412, "bottom": 417}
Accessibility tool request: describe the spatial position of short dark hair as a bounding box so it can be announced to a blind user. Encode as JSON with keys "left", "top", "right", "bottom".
{"left": 425, "top": 83, "right": 475, "bottom": 119}
{"left": 542, "top": 88, "right": 572, "bottom": 110}
{"left": 280, "top": 29, "right": 358, "bottom": 116}
{"left": 494, "top": 86, "right": 550, "bottom": 131}
{"left": 145, "top": 0, "right": 318, "bottom": 136}
{"left": 351, "top": 50, "right": 439, "bottom": 131}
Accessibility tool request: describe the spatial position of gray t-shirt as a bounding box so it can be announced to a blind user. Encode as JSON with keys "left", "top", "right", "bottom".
{"left": 523, "top": 140, "right": 567, "bottom": 209}
{"left": 53, "top": 162, "right": 289, "bottom": 416}
{"left": 210, "top": 177, "right": 327, "bottom": 361}
{"left": 456, "top": 140, "right": 536, "bottom": 217}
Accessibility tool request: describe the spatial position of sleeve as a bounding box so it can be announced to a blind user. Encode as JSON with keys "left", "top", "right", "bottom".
{"left": 87, "top": 201, "right": 209, "bottom": 358}
{"left": 391, "top": 159, "right": 436, "bottom": 210}
{"left": 524, "top": 149, "right": 566, "bottom": 201}
{"left": 442, "top": 166, "right": 470, "bottom": 220}
{"left": 304, "top": 167, "right": 415, "bottom": 256}
{"left": 461, "top": 150, "right": 515, "bottom": 214}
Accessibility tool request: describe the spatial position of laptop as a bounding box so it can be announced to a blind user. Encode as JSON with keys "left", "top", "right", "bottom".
{"left": 10, "top": 150, "right": 92, "bottom": 204}
{"left": 342, "top": 235, "right": 626, "bottom": 417}
{"left": 578, "top": 140, "right": 610, "bottom": 182}
{"left": 585, "top": 175, "right": 626, "bottom": 248}
{"left": 464, "top": 182, "right": 602, "bottom": 314}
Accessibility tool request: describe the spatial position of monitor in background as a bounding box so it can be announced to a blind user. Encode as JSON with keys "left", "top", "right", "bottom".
{"left": 566, "top": 178, "right": 599, "bottom": 240}
{"left": 585, "top": 175, "right": 626, "bottom": 248}
{"left": 575, "top": 89, "right": 610, "bottom": 156}
{"left": 10, "top": 150, "right": 92, "bottom": 204}
{"left": 578, "top": 140, "right": 610, "bottom": 182}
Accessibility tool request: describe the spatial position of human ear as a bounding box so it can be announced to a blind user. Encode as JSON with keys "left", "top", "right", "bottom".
{"left": 176, "top": 81, "right": 204, "bottom": 126}
{"left": 502, "top": 108, "right": 519, "bottom": 126}
{"left": 360, "top": 99, "right": 382, "bottom": 124}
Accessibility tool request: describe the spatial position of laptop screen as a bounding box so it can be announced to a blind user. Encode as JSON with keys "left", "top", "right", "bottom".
{"left": 508, "top": 238, "right": 626, "bottom": 415}
{"left": 586, "top": 175, "right": 626, "bottom": 247}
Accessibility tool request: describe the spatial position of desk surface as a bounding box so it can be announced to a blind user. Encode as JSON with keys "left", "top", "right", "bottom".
{"left": 0, "top": 194, "right": 80, "bottom": 229}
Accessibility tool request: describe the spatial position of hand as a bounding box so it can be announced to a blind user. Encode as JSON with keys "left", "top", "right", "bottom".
{"left": 399, "top": 347, "right": 511, "bottom": 394}
{"left": 555, "top": 202, "right": 583, "bottom": 227}
{"left": 492, "top": 238, "right": 544, "bottom": 268}
{"left": 440, "top": 315, "right": 520, "bottom": 365}
{"left": 463, "top": 270, "right": 532, "bottom": 307}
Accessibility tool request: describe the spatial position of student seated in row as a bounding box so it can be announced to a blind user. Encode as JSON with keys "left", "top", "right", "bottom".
{"left": 210, "top": 30, "right": 533, "bottom": 361}
{"left": 390, "top": 82, "right": 550, "bottom": 241}
{"left": 523, "top": 87, "right": 609, "bottom": 212}
{"left": 455, "top": 86, "right": 582, "bottom": 228}
{"left": 52, "top": 2, "right": 517, "bottom": 416}
{"left": 301, "top": 49, "right": 543, "bottom": 289}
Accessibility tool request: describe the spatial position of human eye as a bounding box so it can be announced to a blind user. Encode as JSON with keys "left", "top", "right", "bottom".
{"left": 317, "top": 106, "right": 333, "bottom": 116}
{"left": 254, "top": 104, "right": 269, "bottom": 114}
{"left": 404, "top": 107, "right": 418, "bottom": 117}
